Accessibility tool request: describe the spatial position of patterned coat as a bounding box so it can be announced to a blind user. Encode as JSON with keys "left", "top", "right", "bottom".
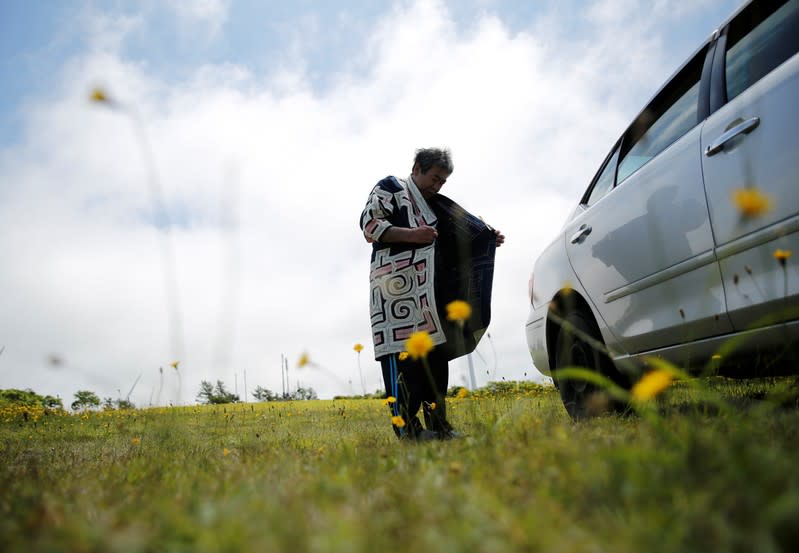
{"left": 360, "top": 175, "right": 447, "bottom": 359}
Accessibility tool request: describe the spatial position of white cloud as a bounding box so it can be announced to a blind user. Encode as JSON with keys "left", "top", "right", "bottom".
{"left": 0, "top": 0, "right": 726, "bottom": 406}
{"left": 168, "top": 0, "right": 231, "bottom": 40}
{"left": 173, "top": 0, "right": 230, "bottom": 21}
{"left": 83, "top": 12, "right": 144, "bottom": 54}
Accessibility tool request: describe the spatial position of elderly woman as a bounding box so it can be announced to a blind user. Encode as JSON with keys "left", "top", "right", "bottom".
{"left": 360, "top": 148, "right": 504, "bottom": 440}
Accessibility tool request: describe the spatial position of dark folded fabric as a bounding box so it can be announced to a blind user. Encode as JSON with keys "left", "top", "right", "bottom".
{"left": 429, "top": 194, "right": 497, "bottom": 361}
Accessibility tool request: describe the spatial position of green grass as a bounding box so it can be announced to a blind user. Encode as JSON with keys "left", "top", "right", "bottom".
{"left": 2, "top": 378, "right": 798, "bottom": 553}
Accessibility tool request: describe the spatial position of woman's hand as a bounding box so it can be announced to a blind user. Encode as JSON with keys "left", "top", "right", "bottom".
{"left": 494, "top": 229, "right": 505, "bottom": 247}
{"left": 379, "top": 225, "right": 438, "bottom": 245}
{"left": 410, "top": 225, "right": 438, "bottom": 244}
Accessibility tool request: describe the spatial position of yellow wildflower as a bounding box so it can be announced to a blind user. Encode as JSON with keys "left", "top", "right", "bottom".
{"left": 398, "top": 351, "right": 409, "bottom": 361}
{"left": 391, "top": 415, "right": 406, "bottom": 428}
{"left": 446, "top": 300, "right": 472, "bottom": 323}
{"left": 430, "top": 402, "right": 437, "bottom": 411}
{"left": 353, "top": 343, "right": 364, "bottom": 353}
{"left": 457, "top": 387, "right": 468, "bottom": 399}
{"left": 732, "top": 187, "right": 771, "bottom": 218}
{"left": 774, "top": 249, "right": 792, "bottom": 266}
{"left": 383, "top": 396, "right": 396, "bottom": 405}
{"left": 131, "top": 437, "right": 141, "bottom": 445}
{"left": 405, "top": 331, "right": 434, "bottom": 360}
{"left": 632, "top": 370, "right": 673, "bottom": 401}
{"left": 90, "top": 88, "right": 108, "bottom": 103}
{"left": 223, "top": 447, "right": 230, "bottom": 457}
{"left": 297, "top": 352, "right": 310, "bottom": 368}
{"left": 170, "top": 360, "right": 179, "bottom": 369}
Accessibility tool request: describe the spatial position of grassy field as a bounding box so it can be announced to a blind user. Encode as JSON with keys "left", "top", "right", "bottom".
{"left": 2, "top": 378, "right": 798, "bottom": 553}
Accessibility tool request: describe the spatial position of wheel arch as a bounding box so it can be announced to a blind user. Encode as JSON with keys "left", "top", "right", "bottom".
{"left": 545, "top": 289, "right": 598, "bottom": 374}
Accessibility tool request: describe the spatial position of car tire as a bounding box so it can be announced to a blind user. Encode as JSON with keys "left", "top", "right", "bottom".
{"left": 554, "top": 310, "right": 626, "bottom": 419}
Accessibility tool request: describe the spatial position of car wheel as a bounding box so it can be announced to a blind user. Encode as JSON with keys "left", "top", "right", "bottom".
{"left": 554, "top": 310, "right": 624, "bottom": 419}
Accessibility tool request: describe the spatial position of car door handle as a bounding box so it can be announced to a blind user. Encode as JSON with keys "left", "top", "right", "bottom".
{"left": 570, "top": 224, "right": 592, "bottom": 244}
{"left": 704, "top": 116, "right": 760, "bottom": 157}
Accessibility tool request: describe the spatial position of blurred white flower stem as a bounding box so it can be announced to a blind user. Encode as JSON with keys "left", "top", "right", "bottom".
{"left": 91, "top": 88, "right": 186, "bottom": 381}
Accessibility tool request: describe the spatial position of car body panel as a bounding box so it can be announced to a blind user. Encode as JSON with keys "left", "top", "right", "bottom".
{"left": 701, "top": 52, "right": 799, "bottom": 330}
{"left": 618, "top": 318, "right": 799, "bottom": 371}
{"left": 525, "top": 310, "right": 548, "bottom": 375}
{"left": 526, "top": 236, "right": 572, "bottom": 376}
{"left": 527, "top": 231, "right": 635, "bottom": 376}
{"left": 564, "top": 124, "right": 733, "bottom": 354}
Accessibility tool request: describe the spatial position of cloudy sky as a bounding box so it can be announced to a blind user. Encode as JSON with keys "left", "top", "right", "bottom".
{"left": 0, "top": 0, "right": 742, "bottom": 406}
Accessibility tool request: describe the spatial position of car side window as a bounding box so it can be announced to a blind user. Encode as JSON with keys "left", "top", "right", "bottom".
{"left": 725, "top": 0, "right": 799, "bottom": 102}
{"left": 584, "top": 147, "right": 619, "bottom": 206}
{"left": 616, "top": 50, "right": 706, "bottom": 184}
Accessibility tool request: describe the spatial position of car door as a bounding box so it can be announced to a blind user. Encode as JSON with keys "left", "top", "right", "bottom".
{"left": 565, "top": 45, "right": 734, "bottom": 355}
{"left": 701, "top": 0, "right": 799, "bottom": 330}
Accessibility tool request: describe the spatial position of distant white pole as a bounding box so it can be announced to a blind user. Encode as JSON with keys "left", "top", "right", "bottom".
{"left": 281, "top": 354, "right": 286, "bottom": 396}
{"left": 467, "top": 353, "right": 477, "bottom": 390}
{"left": 243, "top": 370, "right": 248, "bottom": 403}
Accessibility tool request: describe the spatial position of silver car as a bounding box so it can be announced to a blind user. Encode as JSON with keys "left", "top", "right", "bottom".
{"left": 526, "top": 0, "right": 799, "bottom": 418}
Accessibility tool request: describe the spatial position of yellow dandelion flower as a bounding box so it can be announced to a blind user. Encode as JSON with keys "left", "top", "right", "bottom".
{"left": 383, "top": 396, "right": 397, "bottom": 405}
{"left": 90, "top": 88, "right": 108, "bottom": 103}
{"left": 457, "top": 387, "right": 468, "bottom": 399}
{"left": 446, "top": 300, "right": 472, "bottom": 323}
{"left": 170, "top": 360, "right": 179, "bottom": 370}
{"left": 732, "top": 187, "right": 771, "bottom": 218}
{"left": 223, "top": 447, "right": 230, "bottom": 457}
{"left": 297, "top": 352, "right": 310, "bottom": 368}
{"left": 774, "top": 249, "right": 792, "bottom": 265}
{"left": 353, "top": 343, "right": 364, "bottom": 353}
{"left": 631, "top": 370, "right": 673, "bottom": 401}
{"left": 391, "top": 415, "right": 406, "bottom": 428}
{"left": 405, "top": 331, "right": 434, "bottom": 360}
{"left": 398, "top": 351, "right": 409, "bottom": 361}
{"left": 131, "top": 437, "right": 141, "bottom": 445}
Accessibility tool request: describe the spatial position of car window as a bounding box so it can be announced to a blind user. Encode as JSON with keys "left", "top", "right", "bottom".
{"left": 725, "top": 0, "right": 799, "bottom": 102}
{"left": 584, "top": 147, "right": 619, "bottom": 206}
{"left": 616, "top": 51, "right": 705, "bottom": 184}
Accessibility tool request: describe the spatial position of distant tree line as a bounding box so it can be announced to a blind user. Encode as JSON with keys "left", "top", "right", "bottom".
{"left": 0, "top": 389, "right": 137, "bottom": 412}
{"left": 251, "top": 385, "right": 317, "bottom": 402}
{"left": 194, "top": 381, "right": 318, "bottom": 404}
{"left": 3, "top": 379, "right": 322, "bottom": 411}
{"left": 196, "top": 380, "right": 240, "bottom": 404}
{"left": 71, "top": 390, "right": 101, "bottom": 411}
{"left": 332, "top": 389, "right": 385, "bottom": 400}
{"left": 0, "top": 388, "right": 63, "bottom": 410}
{"left": 102, "top": 397, "right": 135, "bottom": 410}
